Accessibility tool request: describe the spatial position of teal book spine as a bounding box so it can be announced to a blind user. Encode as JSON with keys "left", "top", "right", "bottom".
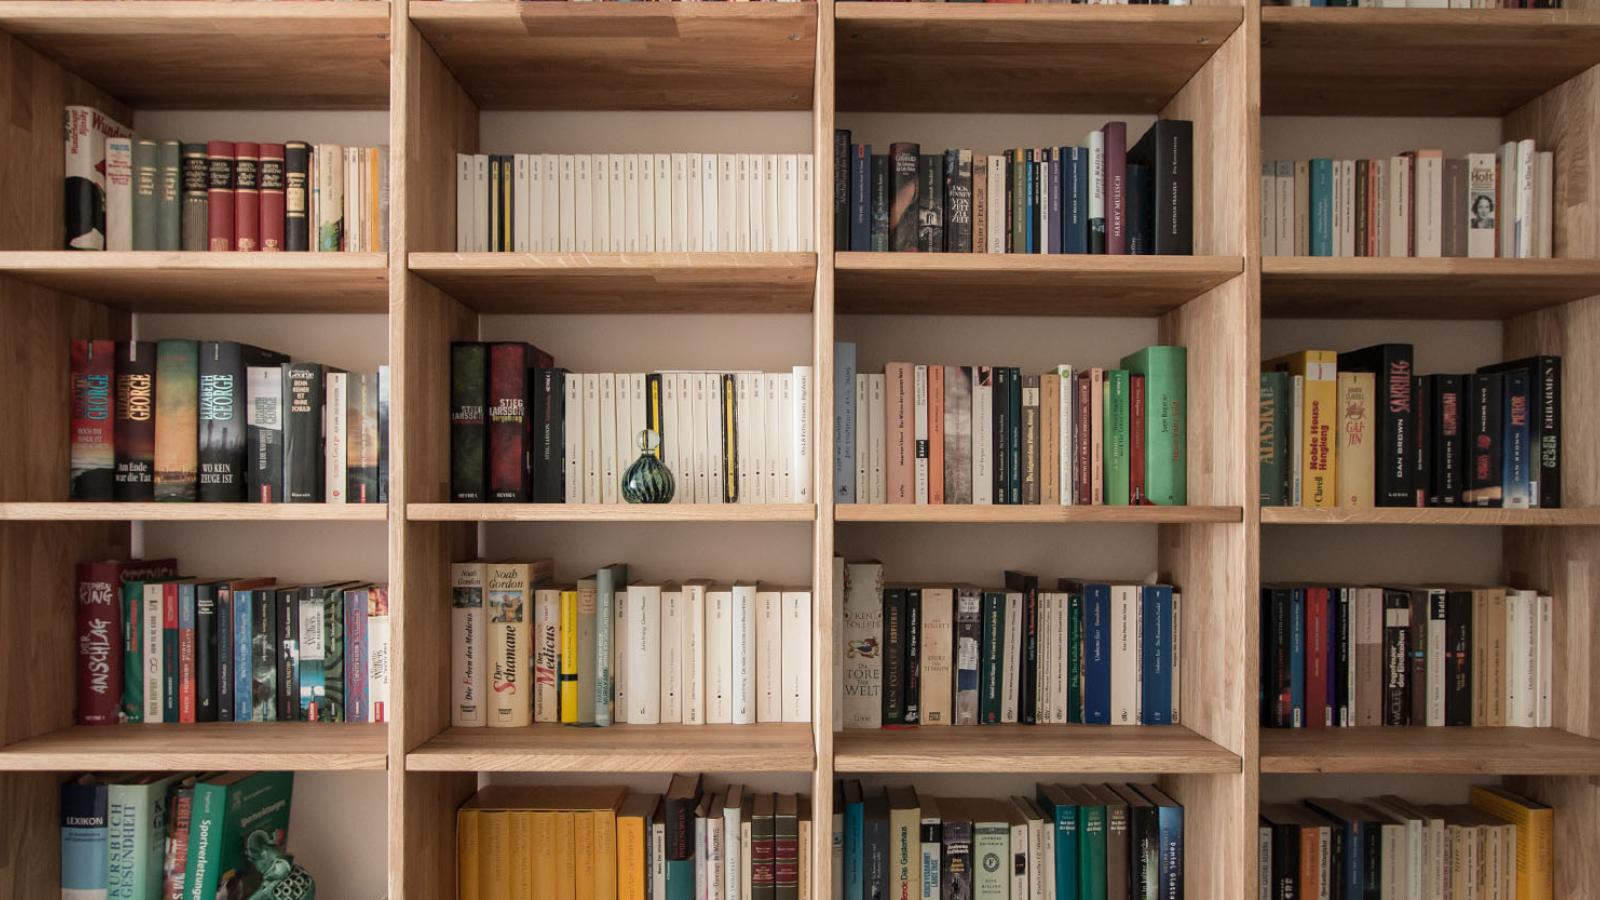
{"left": 1039, "top": 798, "right": 1078, "bottom": 900}
{"left": 1310, "top": 158, "right": 1333, "bottom": 257}
{"left": 108, "top": 775, "right": 178, "bottom": 900}
{"left": 845, "top": 799, "right": 865, "bottom": 900}
{"left": 1078, "top": 800, "right": 1107, "bottom": 900}
{"left": 1120, "top": 346, "right": 1188, "bottom": 506}
{"left": 121, "top": 582, "right": 144, "bottom": 724}
{"left": 666, "top": 858, "right": 696, "bottom": 900}
{"left": 1103, "top": 370, "right": 1131, "bottom": 505}
{"left": 978, "top": 591, "right": 1006, "bottom": 725}
{"left": 1066, "top": 590, "right": 1082, "bottom": 724}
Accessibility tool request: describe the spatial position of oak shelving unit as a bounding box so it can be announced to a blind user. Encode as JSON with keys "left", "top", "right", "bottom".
{"left": 1, "top": 0, "right": 1597, "bottom": 897}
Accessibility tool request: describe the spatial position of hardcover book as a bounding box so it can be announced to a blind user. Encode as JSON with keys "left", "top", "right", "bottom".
{"left": 154, "top": 340, "right": 200, "bottom": 502}
{"left": 71, "top": 339, "right": 116, "bottom": 500}
{"left": 452, "top": 342, "right": 490, "bottom": 502}
{"left": 198, "top": 342, "right": 289, "bottom": 502}
{"left": 246, "top": 365, "right": 285, "bottom": 503}
{"left": 205, "top": 141, "right": 235, "bottom": 251}
{"left": 283, "top": 363, "right": 325, "bottom": 503}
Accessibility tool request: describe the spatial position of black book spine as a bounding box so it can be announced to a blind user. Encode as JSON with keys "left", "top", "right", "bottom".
{"left": 1535, "top": 356, "right": 1561, "bottom": 508}
{"left": 1326, "top": 821, "right": 1345, "bottom": 900}
{"left": 1412, "top": 375, "right": 1429, "bottom": 507}
{"left": 216, "top": 586, "right": 233, "bottom": 722}
{"left": 864, "top": 794, "right": 889, "bottom": 900}
{"left": 198, "top": 342, "right": 246, "bottom": 502}
{"left": 950, "top": 150, "right": 974, "bottom": 254}
{"left": 1382, "top": 589, "right": 1411, "bottom": 726}
{"left": 1271, "top": 823, "right": 1298, "bottom": 900}
{"left": 113, "top": 341, "right": 157, "bottom": 501}
{"left": 1429, "top": 374, "right": 1464, "bottom": 506}
{"left": 851, "top": 145, "right": 871, "bottom": 252}
{"left": 663, "top": 791, "right": 697, "bottom": 860}
{"left": 276, "top": 588, "right": 300, "bottom": 721}
{"left": 1361, "top": 822, "right": 1382, "bottom": 899}
{"left": 1445, "top": 590, "right": 1472, "bottom": 726}
{"left": 1129, "top": 119, "right": 1194, "bottom": 256}
{"left": 284, "top": 363, "right": 325, "bottom": 502}
{"left": 1468, "top": 371, "right": 1503, "bottom": 507}
{"left": 992, "top": 367, "right": 1011, "bottom": 505}
{"left": 285, "top": 141, "right": 311, "bottom": 252}
{"left": 1334, "top": 587, "right": 1351, "bottom": 726}
{"left": 533, "top": 367, "right": 566, "bottom": 503}
{"left": 450, "top": 342, "right": 489, "bottom": 502}
{"left": 916, "top": 154, "right": 943, "bottom": 253}
{"left": 889, "top": 143, "right": 919, "bottom": 253}
{"left": 869, "top": 155, "right": 889, "bottom": 252}
{"left": 833, "top": 129, "right": 850, "bottom": 251}
{"left": 1265, "top": 587, "right": 1293, "bottom": 728}
{"left": 902, "top": 588, "right": 921, "bottom": 726}
{"left": 1336, "top": 345, "right": 1415, "bottom": 506}
{"left": 180, "top": 143, "right": 209, "bottom": 251}
{"left": 940, "top": 817, "right": 972, "bottom": 900}
{"left": 1005, "top": 572, "right": 1039, "bottom": 726}
{"left": 195, "top": 582, "right": 218, "bottom": 722}
{"left": 1007, "top": 368, "right": 1022, "bottom": 504}
{"left": 881, "top": 588, "right": 905, "bottom": 727}
{"left": 1133, "top": 803, "right": 1160, "bottom": 899}
{"left": 1126, "top": 162, "right": 1152, "bottom": 255}
{"left": 1003, "top": 151, "right": 1015, "bottom": 253}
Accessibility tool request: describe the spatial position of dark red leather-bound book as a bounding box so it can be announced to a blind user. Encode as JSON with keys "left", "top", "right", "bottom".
{"left": 233, "top": 141, "right": 261, "bottom": 252}
{"left": 75, "top": 558, "right": 178, "bottom": 725}
{"left": 258, "top": 143, "right": 286, "bottom": 252}
{"left": 206, "top": 141, "right": 235, "bottom": 251}
{"left": 488, "top": 342, "right": 534, "bottom": 502}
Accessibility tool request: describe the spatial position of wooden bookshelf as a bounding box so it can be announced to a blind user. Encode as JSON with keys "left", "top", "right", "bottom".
{"left": 835, "top": 504, "right": 1243, "bottom": 525}
{"left": 0, "top": 723, "right": 388, "bottom": 772}
{"left": 1262, "top": 256, "right": 1600, "bottom": 320}
{"left": 0, "top": 503, "right": 388, "bottom": 523}
{"left": 407, "top": 724, "right": 817, "bottom": 773}
{"left": 408, "top": 252, "right": 816, "bottom": 313}
{"left": 1260, "top": 507, "right": 1600, "bottom": 527}
{"left": 406, "top": 503, "right": 816, "bottom": 523}
{"left": 1260, "top": 728, "right": 1600, "bottom": 775}
{"left": 834, "top": 725, "right": 1241, "bottom": 774}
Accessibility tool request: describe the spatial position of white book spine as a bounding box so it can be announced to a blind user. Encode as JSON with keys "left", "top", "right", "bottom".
{"left": 731, "top": 583, "right": 758, "bottom": 724}
{"left": 614, "top": 577, "right": 628, "bottom": 725}
{"left": 1056, "top": 366, "right": 1074, "bottom": 505}
{"left": 1427, "top": 593, "right": 1447, "bottom": 727}
{"left": 325, "top": 372, "right": 348, "bottom": 502}
{"left": 972, "top": 369, "right": 993, "bottom": 504}
{"left": 105, "top": 138, "right": 133, "bottom": 252}
{"left": 672, "top": 153, "right": 690, "bottom": 252}
{"left": 625, "top": 153, "right": 640, "bottom": 253}
{"left": 639, "top": 154, "right": 655, "bottom": 254}
{"left": 747, "top": 373, "right": 768, "bottom": 504}
{"left": 701, "top": 153, "right": 719, "bottom": 251}
{"left": 1538, "top": 593, "right": 1553, "bottom": 727}
{"left": 654, "top": 153, "right": 672, "bottom": 252}
{"left": 792, "top": 365, "right": 812, "bottom": 504}
{"left": 1388, "top": 155, "right": 1410, "bottom": 257}
{"left": 724, "top": 801, "right": 743, "bottom": 900}
{"left": 1373, "top": 159, "right": 1388, "bottom": 256}
{"left": 451, "top": 564, "right": 487, "bottom": 727}
{"left": 564, "top": 373, "right": 583, "bottom": 503}
{"left": 1341, "top": 159, "right": 1357, "bottom": 257}
{"left": 593, "top": 152, "right": 611, "bottom": 251}
{"left": 1416, "top": 154, "right": 1442, "bottom": 258}
{"left": 685, "top": 583, "right": 708, "bottom": 725}
{"left": 798, "top": 154, "right": 815, "bottom": 252}
{"left": 617, "top": 373, "right": 636, "bottom": 489}
{"left": 750, "top": 152, "right": 767, "bottom": 251}
{"left": 600, "top": 373, "right": 619, "bottom": 504}
{"left": 1001, "top": 592, "right": 1020, "bottom": 723}
{"left": 778, "top": 373, "right": 795, "bottom": 503}
{"left": 706, "top": 812, "right": 724, "bottom": 900}
{"left": 1467, "top": 152, "right": 1497, "bottom": 258}
{"left": 368, "top": 605, "right": 390, "bottom": 722}
{"left": 514, "top": 153, "right": 532, "bottom": 252}
{"left": 143, "top": 585, "right": 163, "bottom": 723}
{"left": 691, "top": 373, "right": 711, "bottom": 504}
{"left": 779, "top": 153, "right": 799, "bottom": 252}
{"left": 1331, "top": 159, "right": 1344, "bottom": 256}
{"left": 782, "top": 589, "right": 812, "bottom": 723}
{"left": 764, "top": 374, "right": 783, "bottom": 503}
{"left": 471, "top": 154, "right": 489, "bottom": 252}
{"left": 706, "top": 374, "right": 726, "bottom": 505}
{"left": 763, "top": 154, "right": 780, "bottom": 255}
{"left": 1086, "top": 131, "right": 1106, "bottom": 246}
{"left": 719, "top": 153, "right": 737, "bottom": 252}
{"left": 457, "top": 154, "right": 473, "bottom": 252}
{"left": 706, "top": 587, "right": 733, "bottom": 724}
{"left": 736, "top": 154, "right": 752, "bottom": 253}
{"left": 575, "top": 153, "right": 593, "bottom": 252}
{"left": 854, "top": 376, "right": 870, "bottom": 504}
{"left": 1171, "top": 590, "right": 1182, "bottom": 724}
{"left": 1498, "top": 142, "right": 1517, "bottom": 258}
{"left": 583, "top": 373, "right": 602, "bottom": 503}
{"left": 687, "top": 152, "right": 703, "bottom": 252}
{"left": 660, "top": 587, "right": 684, "bottom": 723}
{"left": 987, "top": 156, "right": 1006, "bottom": 254}
{"left": 1535, "top": 150, "right": 1554, "bottom": 258}
{"left": 609, "top": 153, "right": 625, "bottom": 252}
{"left": 559, "top": 155, "right": 577, "bottom": 252}
{"left": 627, "top": 585, "right": 662, "bottom": 725}
{"left": 539, "top": 153, "right": 558, "bottom": 252}
{"left": 1516, "top": 139, "right": 1537, "bottom": 259}
{"left": 674, "top": 373, "right": 696, "bottom": 504}
{"left": 1275, "top": 162, "right": 1294, "bottom": 257}
{"left": 1111, "top": 584, "right": 1139, "bottom": 724}
{"left": 1261, "top": 165, "right": 1276, "bottom": 257}
{"left": 867, "top": 374, "right": 886, "bottom": 504}
{"left": 913, "top": 364, "right": 930, "bottom": 504}
{"left": 755, "top": 588, "right": 784, "bottom": 723}
{"left": 534, "top": 589, "right": 559, "bottom": 722}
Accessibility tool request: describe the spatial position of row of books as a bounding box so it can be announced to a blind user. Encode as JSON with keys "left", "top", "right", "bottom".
{"left": 74, "top": 558, "right": 391, "bottom": 726}
{"left": 837, "top": 562, "right": 1182, "bottom": 730}
{"left": 1271, "top": 0, "right": 1559, "bottom": 7}
{"left": 832, "top": 121, "right": 1193, "bottom": 255}
{"left": 452, "top": 560, "right": 813, "bottom": 727}
{"left": 449, "top": 341, "right": 814, "bottom": 504}
{"left": 66, "top": 106, "right": 387, "bottom": 252}
{"left": 835, "top": 344, "right": 1187, "bottom": 506}
{"left": 455, "top": 152, "right": 817, "bottom": 253}
{"left": 61, "top": 771, "right": 296, "bottom": 900}
{"left": 1261, "top": 584, "right": 1553, "bottom": 730}
{"left": 839, "top": 781, "right": 1184, "bottom": 900}
{"left": 69, "top": 340, "right": 389, "bottom": 503}
{"left": 1261, "top": 143, "right": 1554, "bottom": 258}
{"left": 1259, "top": 345, "right": 1561, "bottom": 508}
{"left": 458, "top": 777, "right": 813, "bottom": 900}
{"left": 1260, "top": 786, "right": 1552, "bottom": 900}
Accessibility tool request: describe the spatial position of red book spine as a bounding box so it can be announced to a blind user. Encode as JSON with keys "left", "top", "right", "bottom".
{"left": 70, "top": 339, "right": 116, "bottom": 500}
{"left": 178, "top": 589, "right": 196, "bottom": 723}
{"left": 488, "top": 343, "right": 531, "bottom": 502}
{"left": 75, "top": 562, "right": 123, "bottom": 725}
{"left": 234, "top": 141, "right": 261, "bottom": 252}
{"left": 1074, "top": 373, "right": 1092, "bottom": 505}
{"left": 1305, "top": 587, "right": 1329, "bottom": 728}
{"left": 1102, "top": 121, "right": 1128, "bottom": 255}
{"left": 1129, "top": 373, "right": 1146, "bottom": 505}
{"left": 259, "top": 143, "right": 286, "bottom": 251}
{"left": 206, "top": 141, "right": 236, "bottom": 251}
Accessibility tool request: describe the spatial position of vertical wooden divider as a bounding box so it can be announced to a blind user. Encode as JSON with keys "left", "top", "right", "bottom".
{"left": 811, "top": 0, "right": 837, "bottom": 894}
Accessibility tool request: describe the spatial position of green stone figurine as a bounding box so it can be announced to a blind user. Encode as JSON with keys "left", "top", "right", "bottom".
{"left": 621, "top": 429, "right": 675, "bottom": 503}
{"left": 245, "top": 829, "right": 316, "bottom": 900}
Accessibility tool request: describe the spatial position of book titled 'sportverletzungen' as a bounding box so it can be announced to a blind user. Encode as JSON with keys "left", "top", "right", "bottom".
{"left": 183, "top": 771, "right": 295, "bottom": 900}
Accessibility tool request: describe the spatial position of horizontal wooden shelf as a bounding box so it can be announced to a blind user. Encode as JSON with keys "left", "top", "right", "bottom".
{"left": 1261, "top": 506, "right": 1600, "bottom": 526}
{"left": 0, "top": 723, "right": 387, "bottom": 772}
{"left": 0, "top": 252, "right": 388, "bottom": 313}
{"left": 836, "top": 504, "right": 1242, "bottom": 524}
{"left": 835, "top": 253, "right": 1242, "bottom": 316}
{"left": 1262, "top": 8, "right": 1600, "bottom": 116}
{"left": 407, "top": 503, "right": 815, "bottom": 523}
{"left": 406, "top": 723, "right": 816, "bottom": 773}
{"left": 0, "top": 1, "right": 390, "bottom": 109}
{"left": 836, "top": 4, "right": 1242, "bottom": 113}
{"left": 1260, "top": 727, "right": 1600, "bottom": 775}
{"left": 410, "top": 2, "right": 816, "bottom": 111}
{"left": 407, "top": 252, "right": 815, "bottom": 313}
{"left": 1262, "top": 256, "right": 1600, "bottom": 320}
{"left": 833, "top": 724, "right": 1241, "bottom": 774}
{"left": 0, "top": 503, "right": 387, "bottom": 523}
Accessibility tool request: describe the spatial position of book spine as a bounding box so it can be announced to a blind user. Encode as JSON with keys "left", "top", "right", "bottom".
{"left": 197, "top": 342, "right": 248, "bottom": 502}
{"left": 1503, "top": 368, "right": 1533, "bottom": 509}
{"left": 284, "top": 364, "right": 324, "bottom": 502}
{"left": 277, "top": 589, "right": 300, "bottom": 721}
{"left": 154, "top": 340, "right": 199, "bottom": 502}
{"left": 917, "top": 154, "right": 944, "bottom": 252}
{"left": 979, "top": 591, "right": 1004, "bottom": 724}
{"left": 1469, "top": 372, "right": 1504, "bottom": 507}
{"left": 1102, "top": 122, "right": 1127, "bottom": 254}
{"left": 890, "top": 143, "right": 920, "bottom": 252}
{"left": 451, "top": 344, "right": 489, "bottom": 502}
{"left": 850, "top": 144, "right": 870, "bottom": 252}
{"left": 833, "top": 130, "right": 850, "bottom": 251}
{"left": 246, "top": 366, "right": 285, "bottom": 502}
{"left": 64, "top": 106, "right": 105, "bottom": 249}
{"left": 259, "top": 143, "right": 286, "bottom": 251}
{"left": 128, "top": 139, "right": 156, "bottom": 251}
{"left": 75, "top": 563, "right": 122, "bottom": 726}
{"left": 178, "top": 143, "right": 209, "bottom": 251}
{"left": 870, "top": 155, "right": 890, "bottom": 252}
{"left": 177, "top": 584, "right": 196, "bottom": 723}
{"left": 206, "top": 141, "right": 235, "bottom": 251}
{"left": 70, "top": 340, "right": 116, "bottom": 500}
{"left": 285, "top": 142, "right": 311, "bottom": 251}
{"left": 195, "top": 585, "right": 218, "bottom": 722}
{"left": 488, "top": 343, "right": 532, "bottom": 502}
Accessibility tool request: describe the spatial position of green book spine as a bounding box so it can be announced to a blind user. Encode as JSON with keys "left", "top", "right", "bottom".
{"left": 1066, "top": 590, "right": 1082, "bottom": 724}
{"left": 978, "top": 591, "right": 1005, "bottom": 725}
{"left": 595, "top": 564, "right": 626, "bottom": 727}
{"left": 157, "top": 141, "right": 182, "bottom": 251}
{"left": 109, "top": 774, "right": 179, "bottom": 900}
{"left": 1078, "top": 802, "right": 1107, "bottom": 900}
{"left": 1104, "top": 369, "right": 1131, "bottom": 506}
{"left": 666, "top": 859, "right": 695, "bottom": 900}
{"left": 323, "top": 588, "right": 346, "bottom": 722}
{"left": 971, "top": 819, "right": 1009, "bottom": 900}
{"left": 184, "top": 771, "right": 294, "bottom": 900}
{"left": 132, "top": 140, "right": 160, "bottom": 251}
{"left": 576, "top": 577, "right": 597, "bottom": 726}
{"left": 122, "top": 582, "right": 144, "bottom": 723}
{"left": 1119, "top": 346, "right": 1188, "bottom": 505}
{"left": 1258, "top": 371, "right": 1289, "bottom": 507}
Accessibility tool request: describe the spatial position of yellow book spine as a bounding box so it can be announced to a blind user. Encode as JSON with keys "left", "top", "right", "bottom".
{"left": 574, "top": 810, "right": 596, "bottom": 900}
{"left": 510, "top": 811, "right": 534, "bottom": 900}
{"left": 483, "top": 810, "right": 513, "bottom": 900}
{"left": 555, "top": 811, "right": 578, "bottom": 900}
{"left": 458, "top": 810, "right": 482, "bottom": 900}
{"left": 1471, "top": 787, "right": 1554, "bottom": 900}
{"left": 1337, "top": 371, "right": 1375, "bottom": 507}
{"left": 1300, "top": 351, "right": 1338, "bottom": 508}
{"left": 617, "top": 812, "right": 646, "bottom": 900}
{"left": 592, "top": 811, "right": 617, "bottom": 900}
{"left": 488, "top": 563, "right": 532, "bottom": 727}
{"left": 532, "top": 811, "right": 558, "bottom": 900}
{"left": 560, "top": 589, "right": 580, "bottom": 723}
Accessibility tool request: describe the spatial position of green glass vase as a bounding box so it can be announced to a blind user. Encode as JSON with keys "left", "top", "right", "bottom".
{"left": 621, "top": 430, "right": 675, "bottom": 503}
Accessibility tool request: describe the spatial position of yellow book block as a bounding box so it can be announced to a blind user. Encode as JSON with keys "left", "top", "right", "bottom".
{"left": 531, "top": 811, "right": 558, "bottom": 900}
{"left": 482, "top": 810, "right": 513, "bottom": 900}
{"left": 458, "top": 810, "right": 481, "bottom": 900}
{"left": 560, "top": 589, "right": 580, "bottom": 723}
{"left": 555, "top": 810, "right": 578, "bottom": 900}
{"left": 1471, "top": 786, "right": 1554, "bottom": 900}
{"left": 1336, "top": 371, "right": 1375, "bottom": 508}
{"left": 574, "top": 810, "right": 596, "bottom": 900}
{"left": 616, "top": 796, "right": 654, "bottom": 900}
{"left": 1265, "top": 350, "right": 1338, "bottom": 508}
{"left": 591, "top": 809, "right": 617, "bottom": 900}
{"left": 510, "top": 810, "right": 534, "bottom": 900}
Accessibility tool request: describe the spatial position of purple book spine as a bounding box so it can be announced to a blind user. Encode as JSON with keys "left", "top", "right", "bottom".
{"left": 1048, "top": 152, "right": 1063, "bottom": 254}
{"left": 345, "top": 588, "right": 369, "bottom": 723}
{"left": 1103, "top": 121, "right": 1128, "bottom": 255}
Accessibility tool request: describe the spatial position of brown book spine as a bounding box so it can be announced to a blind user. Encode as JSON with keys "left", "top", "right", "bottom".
{"left": 886, "top": 362, "right": 914, "bottom": 503}
{"left": 972, "top": 153, "right": 987, "bottom": 253}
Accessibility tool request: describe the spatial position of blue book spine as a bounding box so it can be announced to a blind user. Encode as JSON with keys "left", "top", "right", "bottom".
{"left": 1157, "top": 803, "right": 1184, "bottom": 900}
{"left": 666, "top": 858, "right": 695, "bottom": 900}
{"left": 1048, "top": 152, "right": 1062, "bottom": 254}
{"left": 1053, "top": 803, "right": 1079, "bottom": 900}
{"left": 834, "top": 130, "right": 851, "bottom": 251}
{"left": 1289, "top": 588, "right": 1305, "bottom": 727}
{"left": 850, "top": 144, "right": 871, "bottom": 252}
{"left": 1064, "top": 148, "right": 1087, "bottom": 254}
{"left": 835, "top": 341, "right": 858, "bottom": 503}
{"left": 1025, "top": 155, "right": 1037, "bottom": 253}
{"left": 61, "top": 779, "right": 109, "bottom": 897}
{"left": 234, "top": 590, "right": 253, "bottom": 724}
{"left": 1140, "top": 585, "right": 1173, "bottom": 725}
{"left": 1310, "top": 159, "right": 1334, "bottom": 256}
{"left": 1084, "top": 583, "right": 1111, "bottom": 724}
{"left": 1347, "top": 821, "right": 1364, "bottom": 897}
{"left": 845, "top": 799, "right": 865, "bottom": 900}
{"left": 1503, "top": 368, "right": 1533, "bottom": 508}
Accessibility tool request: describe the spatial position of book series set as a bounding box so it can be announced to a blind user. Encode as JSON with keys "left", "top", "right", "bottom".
{"left": 1260, "top": 786, "right": 1553, "bottom": 900}
{"left": 75, "top": 558, "right": 391, "bottom": 727}
{"left": 60, "top": 770, "right": 296, "bottom": 900}
{"left": 1262, "top": 142, "right": 1555, "bottom": 258}
{"left": 452, "top": 561, "right": 813, "bottom": 728}
{"left": 838, "top": 781, "right": 1183, "bottom": 900}
{"left": 457, "top": 778, "right": 813, "bottom": 900}
{"left": 1259, "top": 344, "right": 1561, "bottom": 508}
{"left": 1261, "top": 584, "right": 1553, "bottom": 730}
{"left": 835, "top": 344, "right": 1186, "bottom": 506}
{"left": 456, "top": 152, "right": 816, "bottom": 253}
{"left": 65, "top": 106, "right": 388, "bottom": 253}
{"left": 69, "top": 340, "right": 389, "bottom": 504}
{"left": 833, "top": 121, "right": 1193, "bottom": 255}
{"left": 838, "top": 562, "right": 1181, "bottom": 729}
{"left": 451, "top": 341, "right": 813, "bottom": 505}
